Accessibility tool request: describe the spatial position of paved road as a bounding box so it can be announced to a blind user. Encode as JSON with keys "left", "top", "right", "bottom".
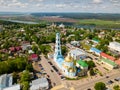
{"left": 66, "top": 70, "right": 120, "bottom": 90}
{"left": 40, "top": 55, "right": 62, "bottom": 86}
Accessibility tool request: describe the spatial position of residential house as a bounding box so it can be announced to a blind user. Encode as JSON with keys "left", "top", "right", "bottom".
{"left": 90, "top": 47, "right": 102, "bottom": 56}
{"left": 29, "top": 54, "right": 38, "bottom": 61}
{"left": 3, "top": 84, "right": 20, "bottom": 90}
{"left": 69, "top": 48, "right": 87, "bottom": 60}
{"left": 108, "top": 42, "right": 120, "bottom": 53}
{"left": 30, "top": 78, "right": 49, "bottom": 90}
{"left": 0, "top": 74, "right": 13, "bottom": 90}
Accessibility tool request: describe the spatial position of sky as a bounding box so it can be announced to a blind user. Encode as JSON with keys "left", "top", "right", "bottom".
{"left": 0, "top": 0, "right": 120, "bottom": 13}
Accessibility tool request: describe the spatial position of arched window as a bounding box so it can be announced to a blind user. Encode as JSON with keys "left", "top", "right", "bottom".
{"left": 58, "top": 52, "right": 60, "bottom": 55}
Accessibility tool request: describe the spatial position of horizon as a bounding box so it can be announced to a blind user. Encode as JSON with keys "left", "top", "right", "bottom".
{"left": 0, "top": 0, "right": 120, "bottom": 13}
{"left": 0, "top": 12, "right": 120, "bottom": 14}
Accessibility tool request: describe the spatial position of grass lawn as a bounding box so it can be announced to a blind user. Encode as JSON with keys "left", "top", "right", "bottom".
{"left": 77, "top": 19, "right": 120, "bottom": 28}
{"left": 78, "top": 19, "right": 120, "bottom": 25}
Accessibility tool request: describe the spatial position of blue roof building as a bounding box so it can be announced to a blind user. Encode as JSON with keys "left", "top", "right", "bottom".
{"left": 90, "top": 47, "right": 102, "bottom": 56}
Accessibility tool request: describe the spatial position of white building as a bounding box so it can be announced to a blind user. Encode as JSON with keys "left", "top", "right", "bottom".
{"left": 59, "top": 23, "right": 65, "bottom": 28}
{"left": 69, "top": 48, "right": 87, "bottom": 60}
{"left": 0, "top": 74, "right": 13, "bottom": 90}
{"left": 3, "top": 84, "right": 20, "bottom": 90}
{"left": 108, "top": 42, "right": 120, "bottom": 52}
{"left": 30, "top": 78, "right": 49, "bottom": 90}
{"left": 70, "top": 41, "right": 80, "bottom": 47}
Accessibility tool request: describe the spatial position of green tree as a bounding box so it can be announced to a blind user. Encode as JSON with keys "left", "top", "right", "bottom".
{"left": 26, "top": 63, "right": 33, "bottom": 72}
{"left": 94, "top": 82, "right": 106, "bottom": 90}
{"left": 32, "top": 45, "right": 38, "bottom": 54}
{"left": 89, "top": 68, "right": 95, "bottom": 76}
{"left": 12, "top": 72, "right": 18, "bottom": 84}
{"left": 85, "top": 60, "right": 95, "bottom": 69}
{"left": 20, "top": 70, "right": 31, "bottom": 82}
{"left": 61, "top": 46, "right": 68, "bottom": 55}
{"left": 113, "top": 85, "right": 120, "bottom": 90}
{"left": 22, "top": 81, "right": 29, "bottom": 90}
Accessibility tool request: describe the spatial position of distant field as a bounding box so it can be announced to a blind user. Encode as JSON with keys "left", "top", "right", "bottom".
{"left": 77, "top": 19, "right": 120, "bottom": 29}
{"left": 78, "top": 19, "right": 120, "bottom": 25}
{"left": 39, "top": 17, "right": 78, "bottom": 23}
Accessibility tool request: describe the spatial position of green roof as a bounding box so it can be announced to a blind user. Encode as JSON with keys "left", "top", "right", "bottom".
{"left": 92, "top": 38, "right": 100, "bottom": 42}
{"left": 101, "top": 58, "right": 117, "bottom": 66}
{"left": 77, "top": 60, "right": 88, "bottom": 67}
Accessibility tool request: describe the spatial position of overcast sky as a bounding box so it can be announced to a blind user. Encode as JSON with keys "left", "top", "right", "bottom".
{"left": 0, "top": 0, "right": 120, "bottom": 13}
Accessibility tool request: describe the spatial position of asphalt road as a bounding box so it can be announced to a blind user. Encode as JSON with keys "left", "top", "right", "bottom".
{"left": 40, "top": 55, "right": 62, "bottom": 86}
{"left": 73, "top": 70, "right": 120, "bottom": 90}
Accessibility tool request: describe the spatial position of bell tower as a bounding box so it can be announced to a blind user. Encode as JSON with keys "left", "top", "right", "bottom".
{"left": 54, "top": 33, "right": 63, "bottom": 61}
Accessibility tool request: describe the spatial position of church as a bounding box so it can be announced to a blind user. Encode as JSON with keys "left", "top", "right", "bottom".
{"left": 54, "top": 33, "right": 76, "bottom": 78}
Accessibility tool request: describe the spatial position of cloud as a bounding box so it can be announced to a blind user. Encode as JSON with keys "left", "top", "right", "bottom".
{"left": 113, "top": 3, "right": 120, "bottom": 7}
{"left": 110, "top": 0, "right": 120, "bottom": 3}
{"left": 29, "top": 0, "right": 44, "bottom": 2}
{"left": 7, "top": 2, "right": 28, "bottom": 8}
{"left": 93, "top": 0, "right": 102, "bottom": 4}
{"left": 56, "top": 4, "right": 67, "bottom": 8}
{"left": 12, "top": 0, "right": 18, "bottom": 3}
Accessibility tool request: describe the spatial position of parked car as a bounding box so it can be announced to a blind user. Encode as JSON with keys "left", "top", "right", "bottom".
{"left": 106, "top": 80, "right": 114, "bottom": 85}
{"left": 114, "top": 77, "right": 120, "bottom": 81}
{"left": 61, "top": 76, "right": 66, "bottom": 80}
{"left": 51, "top": 70, "right": 54, "bottom": 72}
{"left": 106, "top": 76, "right": 109, "bottom": 78}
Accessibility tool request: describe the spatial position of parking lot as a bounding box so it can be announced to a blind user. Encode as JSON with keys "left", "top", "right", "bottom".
{"left": 106, "top": 77, "right": 120, "bottom": 89}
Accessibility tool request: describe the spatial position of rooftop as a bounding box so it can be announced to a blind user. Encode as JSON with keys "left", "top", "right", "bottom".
{"left": 92, "top": 38, "right": 100, "bottom": 42}
{"left": 30, "top": 78, "right": 49, "bottom": 89}
{"left": 0, "top": 74, "right": 12, "bottom": 90}
{"left": 69, "top": 48, "right": 86, "bottom": 56}
{"left": 30, "top": 54, "right": 38, "bottom": 58}
{"left": 3, "top": 84, "right": 20, "bottom": 90}
{"left": 101, "top": 52, "right": 116, "bottom": 61}
{"left": 110, "top": 42, "right": 120, "bottom": 46}
{"left": 90, "top": 47, "right": 102, "bottom": 54}
{"left": 77, "top": 60, "right": 88, "bottom": 67}
{"left": 101, "top": 58, "right": 117, "bottom": 67}
{"left": 115, "top": 60, "right": 120, "bottom": 65}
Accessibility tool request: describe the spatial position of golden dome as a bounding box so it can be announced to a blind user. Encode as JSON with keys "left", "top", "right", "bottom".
{"left": 64, "top": 55, "right": 73, "bottom": 62}
{"left": 68, "top": 67, "right": 76, "bottom": 72}
{"left": 62, "top": 64, "right": 69, "bottom": 69}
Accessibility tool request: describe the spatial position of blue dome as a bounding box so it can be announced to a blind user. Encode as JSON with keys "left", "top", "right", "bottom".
{"left": 56, "top": 57, "right": 64, "bottom": 67}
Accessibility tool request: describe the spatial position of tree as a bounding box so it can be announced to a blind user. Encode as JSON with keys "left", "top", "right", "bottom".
{"left": 20, "top": 70, "right": 31, "bottom": 82}
{"left": 12, "top": 72, "right": 18, "bottom": 84}
{"left": 94, "top": 82, "right": 106, "bottom": 90}
{"left": 26, "top": 63, "right": 33, "bottom": 72}
{"left": 89, "top": 68, "right": 95, "bottom": 76}
{"left": 22, "top": 81, "right": 29, "bottom": 90}
{"left": 61, "top": 46, "right": 68, "bottom": 56}
{"left": 85, "top": 60, "right": 95, "bottom": 69}
{"left": 113, "top": 85, "right": 120, "bottom": 90}
{"left": 32, "top": 45, "right": 38, "bottom": 54}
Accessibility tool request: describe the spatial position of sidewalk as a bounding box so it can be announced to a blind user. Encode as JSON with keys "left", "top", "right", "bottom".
{"left": 51, "top": 84, "right": 75, "bottom": 90}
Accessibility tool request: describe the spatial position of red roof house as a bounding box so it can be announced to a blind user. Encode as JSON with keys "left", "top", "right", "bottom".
{"left": 29, "top": 54, "right": 38, "bottom": 61}
{"left": 115, "top": 60, "right": 120, "bottom": 65}
{"left": 9, "top": 47, "right": 15, "bottom": 52}
{"left": 15, "top": 46, "right": 22, "bottom": 51}
{"left": 100, "top": 52, "right": 116, "bottom": 61}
